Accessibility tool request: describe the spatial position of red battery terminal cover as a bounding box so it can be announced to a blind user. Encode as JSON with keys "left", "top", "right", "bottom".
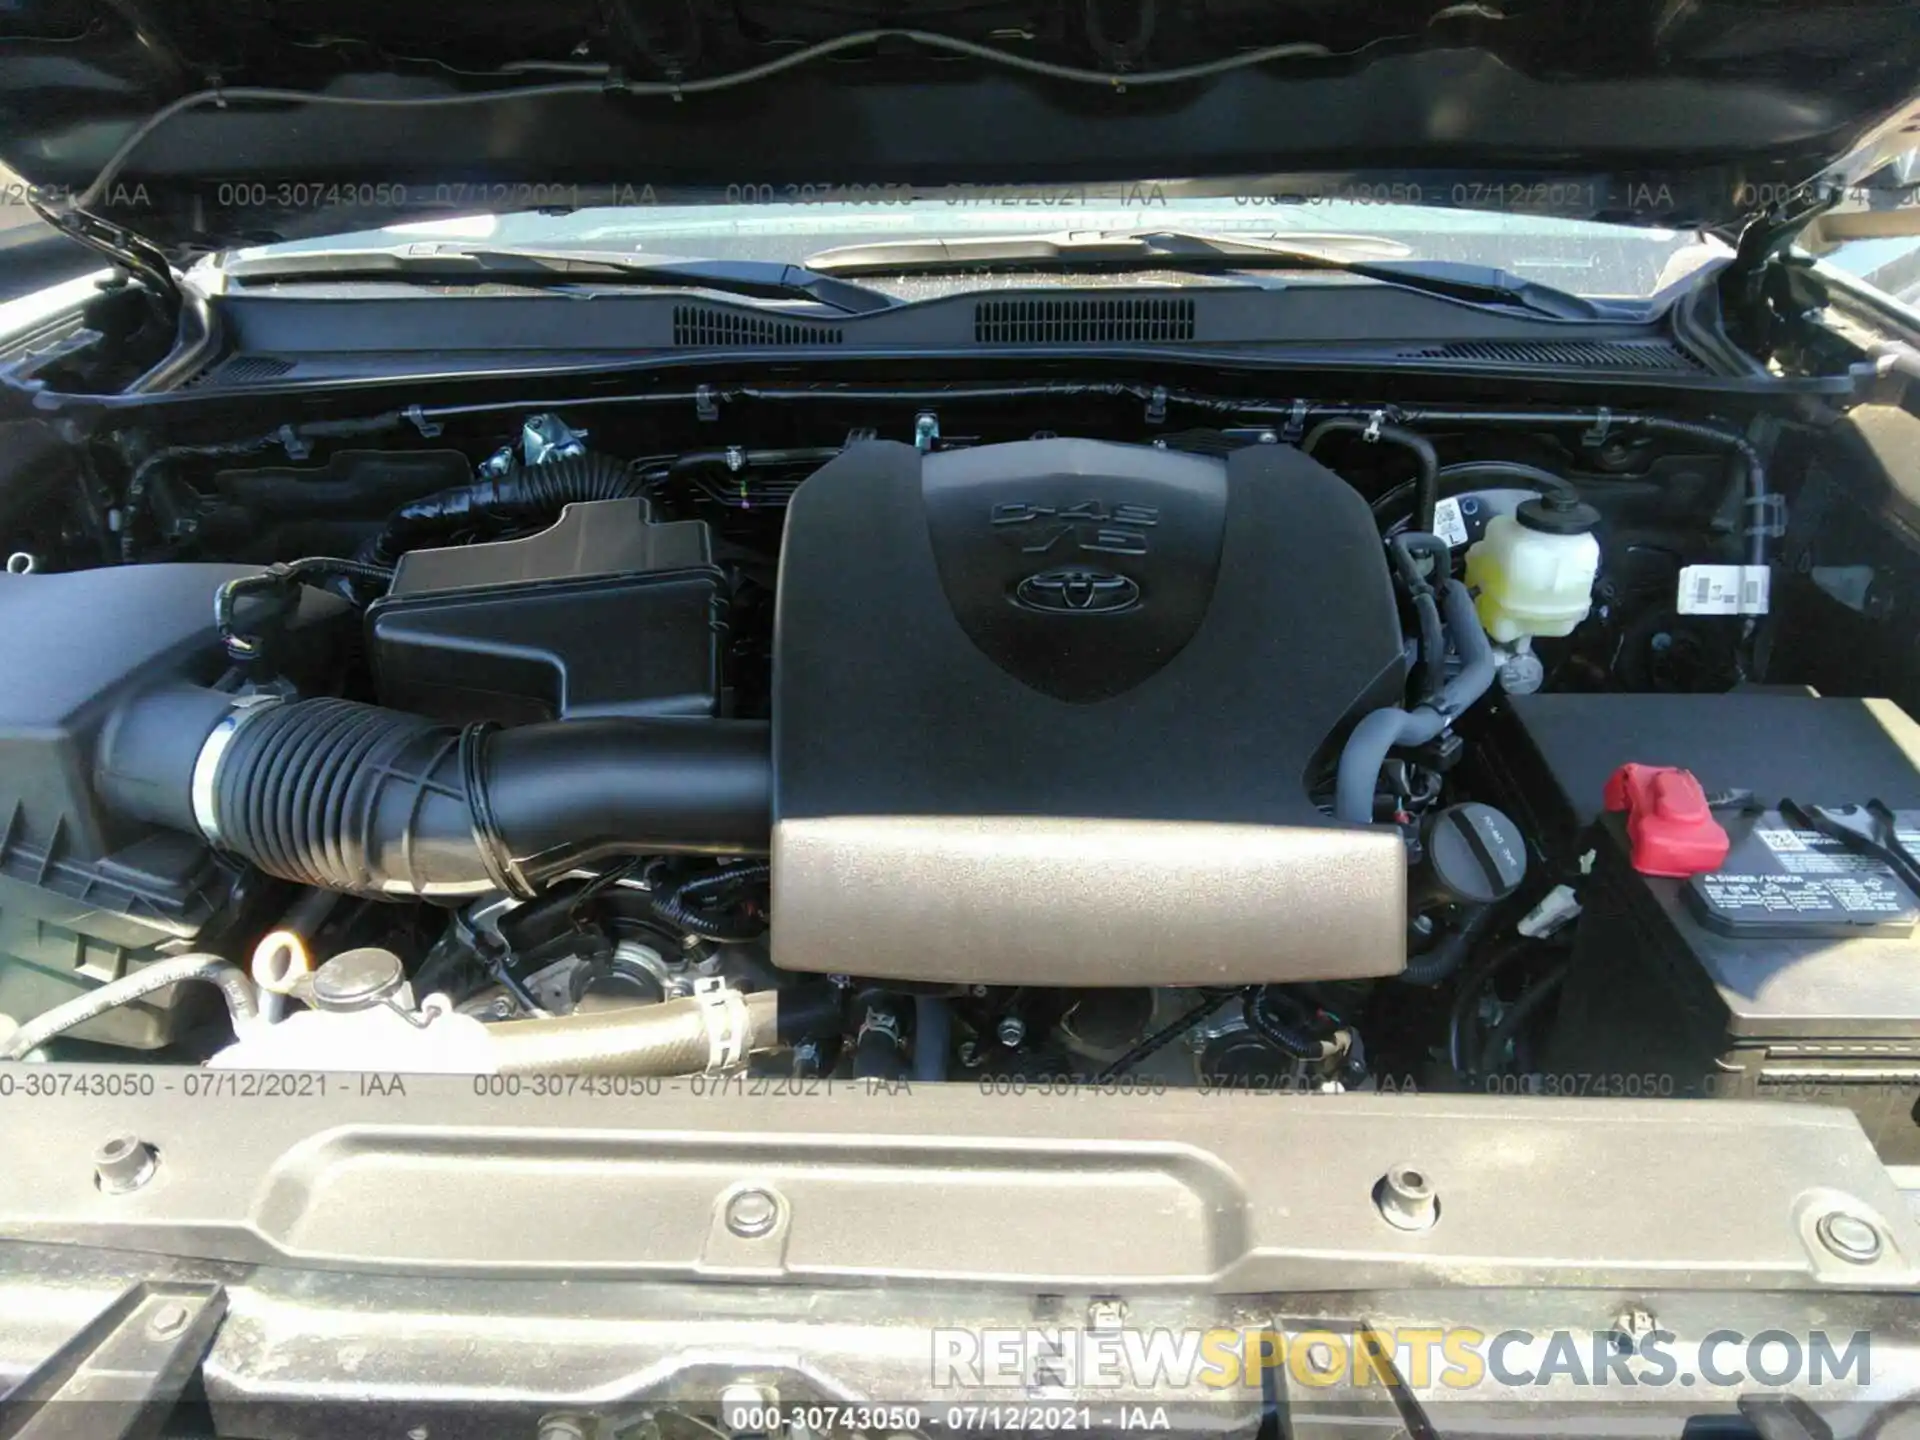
{"left": 1603, "top": 763, "right": 1732, "bottom": 877}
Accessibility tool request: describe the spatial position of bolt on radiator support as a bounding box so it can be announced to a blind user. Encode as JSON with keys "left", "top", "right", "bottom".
{"left": 1375, "top": 1163, "right": 1439, "bottom": 1231}
{"left": 93, "top": 1134, "right": 157, "bottom": 1193}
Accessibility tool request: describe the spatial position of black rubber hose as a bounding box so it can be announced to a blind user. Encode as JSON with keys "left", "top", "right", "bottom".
{"left": 1398, "top": 906, "right": 1494, "bottom": 986}
{"left": 1093, "top": 989, "right": 1236, "bottom": 1083}
{"left": 1389, "top": 531, "right": 1452, "bottom": 579}
{"left": 1405, "top": 592, "right": 1445, "bottom": 708}
{"left": 1242, "top": 987, "right": 1345, "bottom": 1061}
{"left": 775, "top": 982, "right": 845, "bottom": 1045}
{"left": 1303, "top": 417, "right": 1439, "bottom": 535}
{"left": 653, "top": 861, "right": 770, "bottom": 942}
{"left": 663, "top": 446, "right": 844, "bottom": 479}
{"left": 1373, "top": 460, "right": 1583, "bottom": 533}
{"left": 100, "top": 694, "right": 771, "bottom": 898}
{"left": 482, "top": 719, "right": 772, "bottom": 886}
{"left": 1638, "top": 419, "right": 1769, "bottom": 569}
{"left": 214, "top": 557, "right": 394, "bottom": 660}
{"left": 1333, "top": 579, "right": 1498, "bottom": 825}
{"left": 1475, "top": 960, "right": 1572, "bottom": 1077}
{"left": 1387, "top": 531, "right": 1451, "bottom": 710}
{"left": 1391, "top": 409, "right": 1771, "bottom": 571}
{"left": 363, "top": 452, "right": 644, "bottom": 565}
{"left": 1447, "top": 936, "right": 1539, "bottom": 1076}
{"left": 851, "top": 992, "right": 911, "bottom": 1081}
{"left": 913, "top": 994, "right": 952, "bottom": 1081}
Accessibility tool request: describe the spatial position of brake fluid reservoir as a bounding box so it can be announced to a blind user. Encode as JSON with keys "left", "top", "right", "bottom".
{"left": 1464, "top": 490, "right": 1602, "bottom": 642}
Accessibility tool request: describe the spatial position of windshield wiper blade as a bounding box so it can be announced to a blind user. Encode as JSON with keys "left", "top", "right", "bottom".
{"left": 802, "top": 230, "right": 1603, "bottom": 319}
{"left": 221, "top": 244, "right": 899, "bottom": 315}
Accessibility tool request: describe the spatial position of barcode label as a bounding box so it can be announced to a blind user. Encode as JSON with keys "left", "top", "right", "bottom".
{"left": 1677, "top": 564, "right": 1771, "bottom": 616}
{"left": 1431, "top": 496, "right": 1470, "bottom": 548}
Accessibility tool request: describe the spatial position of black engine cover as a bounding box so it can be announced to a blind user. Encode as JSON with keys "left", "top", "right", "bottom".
{"left": 778, "top": 437, "right": 1404, "bottom": 820}
{"left": 770, "top": 438, "right": 1411, "bottom": 985}
{"left": 923, "top": 440, "right": 1228, "bottom": 704}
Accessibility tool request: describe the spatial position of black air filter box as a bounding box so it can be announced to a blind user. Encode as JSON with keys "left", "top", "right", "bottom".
{"left": 368, "top": 498, "right": 725, "bottom": 725}
{"left": 0, "top": 564, "right": 344, "bottom": 1045}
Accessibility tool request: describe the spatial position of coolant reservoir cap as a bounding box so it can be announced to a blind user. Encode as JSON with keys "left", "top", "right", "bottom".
{"left": 310, "top": 947, "right": 407, "bottom": 1012}
{"left": 1515, "top": 490, "right": 1601, "bottom": 536}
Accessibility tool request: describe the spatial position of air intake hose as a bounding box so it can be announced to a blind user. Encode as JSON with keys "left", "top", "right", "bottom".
{"left": 99, "top": 691, "right": 771, "bottom": 899}
{"left": 362, "top": 453, "right": 646, "bottom": 566}
{"left": 1333, "top": 578, "right": 1497, "bottom": 826}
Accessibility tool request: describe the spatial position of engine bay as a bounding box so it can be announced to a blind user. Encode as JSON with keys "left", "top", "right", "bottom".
{"left": 4, "top": 380, "right": 1920, "bottom": 1156}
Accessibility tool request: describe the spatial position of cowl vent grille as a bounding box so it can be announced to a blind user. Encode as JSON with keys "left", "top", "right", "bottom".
{"left": 184, "top": 355, "right": 296, "bottom": 389}
{"left": 975, "top": 296, "right": 1196, "bottom": 344}
{"left": 1411, "top": 339, "right": 1705, "bottom": 371}
{"left": 673, "top": 306, "right": 843, "bottom": 347}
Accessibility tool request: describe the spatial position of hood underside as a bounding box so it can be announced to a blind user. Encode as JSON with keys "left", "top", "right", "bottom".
{"left": 2, "top": 0, "right": 1919, "bottom": 259}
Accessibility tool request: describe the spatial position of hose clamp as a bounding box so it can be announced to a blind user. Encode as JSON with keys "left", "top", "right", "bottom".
{"left": 693, "top": 976, "right": 750, "bottom": 1072}
{"left": 460, "top": 722, "right": 535, "bottom": 899}
{"left": 190, "top": 695, "right": 281, "bottom": 844}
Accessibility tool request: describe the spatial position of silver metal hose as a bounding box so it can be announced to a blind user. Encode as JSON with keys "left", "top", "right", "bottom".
{"left": 1, "top": 953, "right": 260, "bottom": 1060}
{"left": 484, "top": 986, "right": 779, "bottom": 1075}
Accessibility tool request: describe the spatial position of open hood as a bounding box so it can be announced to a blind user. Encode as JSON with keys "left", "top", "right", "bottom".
{"left": 3, "top": 0, "right": 1920, "bottom": 265}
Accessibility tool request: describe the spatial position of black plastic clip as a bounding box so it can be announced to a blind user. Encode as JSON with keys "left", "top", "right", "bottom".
{"left": 1745, "top": 492, "right": 1789, "bottom": 538}
{"left": 1144, "top": 386, "right": 1168, "bottom": 425}
{"left": 275, "top": 424, "right": 311, "bottom": 461}
{"left": 1407, "top": 729, "right": 1466, "bottom": 774}
{"left": 695, "top": 385, "right": 719, "bottom": 422}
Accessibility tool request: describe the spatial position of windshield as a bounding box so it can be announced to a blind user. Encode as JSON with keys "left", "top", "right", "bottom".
{"left": 230, "top": 186, "right": 1729, "bottom": 300}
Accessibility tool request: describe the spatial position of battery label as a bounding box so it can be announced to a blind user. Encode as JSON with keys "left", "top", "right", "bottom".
{"left": 1753, "top": 827, "right": 1904, "bottom": 876}
{"left": 1684, "top": 812, "right": 1920, "bottom": 938}
{"left": 1697, "top": 870, "right": 1915, "bottom": 918}
{"left": 1676, "top": 564, "right": 1771, "bottom": 616}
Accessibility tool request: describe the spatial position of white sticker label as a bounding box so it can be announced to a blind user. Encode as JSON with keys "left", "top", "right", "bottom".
{"left": 1431, "top": 496, "right": 1470, "bottom": 548}
{"left": 1677, "top": 564, "right": 1771, "bottom": 616}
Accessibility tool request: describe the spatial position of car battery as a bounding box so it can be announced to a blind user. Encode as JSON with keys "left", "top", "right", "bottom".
{"left": 1490, "top": 692, "right": 1920, "bottom": 1161}
{"left": 1475, "top": 690, "right": 1920, "bottom": 864}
